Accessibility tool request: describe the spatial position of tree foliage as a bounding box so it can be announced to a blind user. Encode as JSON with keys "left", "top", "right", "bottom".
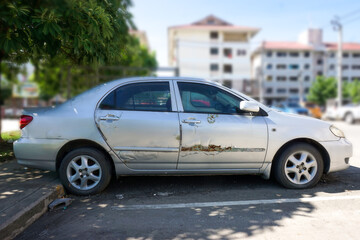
{"left": 308, "top": 76, "right": 360, "bottom": 105}
{"left": 307, "top": 76, "right": 337, "bottom": 105}
{"left": 0, "top": 0, "right": 134, "bottom": 64}
{"left": 33, "top": 35, "right": 157, "bottom": 101}
{"left": 347, "top": 79, "right": 360, "bottom": 103}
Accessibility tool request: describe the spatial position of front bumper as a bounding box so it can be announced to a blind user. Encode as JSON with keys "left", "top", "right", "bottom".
{"left": 14, "top": 138, "right": 68, "bottom": 171}
{"left": 320, "top": 138, "right": 353, "bottom": 173}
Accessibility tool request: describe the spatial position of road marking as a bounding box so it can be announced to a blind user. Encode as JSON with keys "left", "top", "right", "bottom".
{"left": 111, "top": 194, "right": 360, "bottom": 211}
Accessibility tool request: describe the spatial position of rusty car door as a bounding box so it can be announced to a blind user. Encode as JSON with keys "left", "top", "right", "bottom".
{"left": 95, "top": 81, "right": 180, "bottom": 170}
{"left": 175, "top": 81, "right": 268, "bottom": 169}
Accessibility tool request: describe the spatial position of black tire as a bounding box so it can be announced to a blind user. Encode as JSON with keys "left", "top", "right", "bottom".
{"left": 345, "top": 113, "right": 354, "bottom": 124}
{"left": 59, "top": 148, "right": 112, "bottom": 195}
{"left": 273, "top": 143, "right": 324, "bottom": 189}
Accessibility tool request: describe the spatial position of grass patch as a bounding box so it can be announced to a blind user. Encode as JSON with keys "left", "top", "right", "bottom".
{"left": 2, "top": 130, "right": 21, "bottom": 142}
{"left": 1, "top": 130, "right": 21, "bottom": 163}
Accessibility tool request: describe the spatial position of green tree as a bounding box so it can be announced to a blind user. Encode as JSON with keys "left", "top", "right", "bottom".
{"left": 0, "top": 0, "right": 133, "bottom": 141}
{"left": 33, "top": 35, "right": 157, "bottom": 101}
{"left": 307, "top": 76, "right": 337, "bottom": 106}
{"left": 347, "top": 79, "right": 360, "bottom": 103}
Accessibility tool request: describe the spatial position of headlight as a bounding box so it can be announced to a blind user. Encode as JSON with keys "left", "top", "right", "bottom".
{"left": 330, "top": 125, "right": 345, "bottom": 138}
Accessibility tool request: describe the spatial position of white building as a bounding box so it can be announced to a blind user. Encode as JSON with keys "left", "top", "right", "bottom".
{"left": 251, "top": 29, "right": 360, "bottom": 105}
{"left": 168, "top": 15, "right": 259, "bottom": 90}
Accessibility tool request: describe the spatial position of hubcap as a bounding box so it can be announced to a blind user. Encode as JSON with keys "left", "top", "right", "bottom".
{"left": 66, "top": 155, "right": 102, "bottom": 190}
{"left": 284, "top": 151, "right": 317, "bottom": 185}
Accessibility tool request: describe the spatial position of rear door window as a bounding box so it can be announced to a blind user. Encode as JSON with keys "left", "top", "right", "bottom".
{"left": 99, "top": 82, "right": 172, "bottom": 112}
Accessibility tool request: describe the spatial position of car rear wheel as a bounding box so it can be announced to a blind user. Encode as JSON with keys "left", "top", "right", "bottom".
{"left": 273, "top": 143, "right": 324, "bottom": 189}
{"left": 59, "top": 148, "right": 112, "bottom": 195}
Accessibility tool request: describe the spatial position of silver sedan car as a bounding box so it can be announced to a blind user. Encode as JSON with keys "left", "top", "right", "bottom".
{"left": 14, "top": 77, "right": 353, "bottom": 195}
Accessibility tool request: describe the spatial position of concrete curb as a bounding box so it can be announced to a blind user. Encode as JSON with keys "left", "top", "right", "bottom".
{"left": 0, "top": 183, "right": 64, "bottom": 240}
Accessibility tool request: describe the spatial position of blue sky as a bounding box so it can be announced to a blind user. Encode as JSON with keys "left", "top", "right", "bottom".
{"left": 130, "top": 0, "right": 360, "bottom": 66}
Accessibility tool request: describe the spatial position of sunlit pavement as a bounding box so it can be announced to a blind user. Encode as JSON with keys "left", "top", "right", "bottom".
{"left": 16, "top": 122, "right": 360, "bottom": 240}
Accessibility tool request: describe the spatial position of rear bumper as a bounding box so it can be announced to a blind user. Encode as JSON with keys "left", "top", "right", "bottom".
{"left": 14, "top": 138, "right": 68, "bottom": 171}
{"left": 320, "top": 138, "right": 353, "bottom": 173}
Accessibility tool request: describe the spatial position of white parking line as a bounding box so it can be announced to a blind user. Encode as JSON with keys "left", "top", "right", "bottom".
{"left": 111, "top": 194, "right": 360, "bottom": 211}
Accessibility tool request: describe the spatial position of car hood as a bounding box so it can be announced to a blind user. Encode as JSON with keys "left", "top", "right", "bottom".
{"left": 266, "top": 110, "right": 339, "bottom": 142}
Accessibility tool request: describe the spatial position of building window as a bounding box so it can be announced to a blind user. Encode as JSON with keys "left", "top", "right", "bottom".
{"left": 210, "top": 64, "right": 219, "bottom": 71}
{"left": 317, "top": 71, "right": 323, "bottom": 76}
{"left": 277, "top": 88, "right": 286, "bottom": 94}
{"left": 276, "top": 64, "right": 286, "bottom": 69}
{"left": 304, "top": 76, "right": 310, "bottom": 81}
{"left": 222, "top": 80, "right": 233, "bottom": 88}
{"left": 223, "top": 48, "right": 232, "bottom": 58}
{"left": 304, "top": 64, "right": 310, "bottom": 70}
{"left": 289, "top": 64, "right": 299, "bottom": 69}
{"left": 266, "top": 64, "right": 272, "bottom": 69}
{"left": 305, "top": 88, "right": 309, "bottom": 93}
{"left": 277, "top": 52, "right": 287, "bottom": 57}
{"left": 266, "top": 51, "right": 272, "bottom": 57}
{"left": 343, "top": 53, "right": 349, "bottom": 58}
{"left": 352, "top": 77, "right": 360, "bottom": 81}
{"left": 352, "top": 65, "right": 360, "bottom": 70}
{"left": 304, "top": 52, "right": 310, "bottom": 57}
{"left": 289, "top": 76, "right": 298, "bottom": 81}
{"left": 210, "top": 31, "right": 218, "bottom": 39}
{"left": 342, "top": 65, "right": 349, "bottom": 70}
{"left": 329, "top": 52, "right": 335, "bottom": 58}
{"left": 353, "top": 53, "right": 360, "bottom": 58}
{"left": 266, "top": 88, "right": 273, "bottom": 94}
{"left": 276, "top": 76, "right": 286, "bottom": 81}
{"left": 342, "top": 77, "right": 349, "bottom": 81}
{"left": 317, "top": 59, "right": 323, "bottom": 65}
{"left": 210, "top": 48, "right": 219, "bottom": 55}
{"left": 329, "top": 64, "right": 335, "bottom": 70}
{"left": 289, "top": 52, "right": 299, "bottom": 57}
{"left": 237, "top": 49, "right": 246, "bottom": 56}
{"left": 289, "top": 89, "right": 299, "bottom": 94}
{"left": 223, "top": 64, "right": 232, "bottom": 73}
{"left": 266, "top": 76, "right": 273, "bottom": 81}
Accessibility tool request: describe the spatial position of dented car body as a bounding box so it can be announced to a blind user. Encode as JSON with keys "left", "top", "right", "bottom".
{"left": 14, "top": 77, "right": 353, "bottom": 195}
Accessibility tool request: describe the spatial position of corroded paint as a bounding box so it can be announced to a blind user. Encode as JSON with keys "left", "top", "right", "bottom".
{"left": 181, "top": 144, "right": 265, "bottom": 153}
{"left": 207, "top": 114, "right": 219, "bottom": 124}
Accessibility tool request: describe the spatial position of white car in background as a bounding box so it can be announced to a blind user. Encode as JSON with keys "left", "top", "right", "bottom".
{"left": 324, "top": 103, "right": 360, "bottom": 124}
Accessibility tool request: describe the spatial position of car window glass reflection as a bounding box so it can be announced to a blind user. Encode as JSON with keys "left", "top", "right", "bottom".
{"left": 178, "top": 82, "right": 245, "bottom": 114}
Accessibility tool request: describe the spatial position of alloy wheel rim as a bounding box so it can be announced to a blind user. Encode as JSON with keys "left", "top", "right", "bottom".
{"left": 284, "top": 151, "right": 317, "bottom": 185}
{"left": 66, "top": 155, "right": 102, "bottom": 190}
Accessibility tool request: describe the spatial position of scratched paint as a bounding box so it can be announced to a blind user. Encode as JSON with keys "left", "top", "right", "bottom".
{"left": 207, "top": 114, "right": 219, "bottom": 124}
{"left": 181, "top": 144, "right": 265, "bottom": 153}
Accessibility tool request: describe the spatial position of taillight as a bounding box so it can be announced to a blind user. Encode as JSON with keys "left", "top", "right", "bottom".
{"left": 20, "top": 115, "right": 33, "bottom": 129}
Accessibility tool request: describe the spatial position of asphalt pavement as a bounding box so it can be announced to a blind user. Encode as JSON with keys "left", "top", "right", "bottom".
{"left": 15, "top": 121, "right": 360, "bottom": 240}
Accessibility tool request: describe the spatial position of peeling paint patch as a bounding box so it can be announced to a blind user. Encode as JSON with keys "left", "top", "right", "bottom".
{"left": 118, "top": 151, "right": 158, "bottom": 163}
{"left": 181, "top": 145, "right": 265, "bottom": 153}
{"left": 207, "top": 114, "right": 218, "bottom": 124}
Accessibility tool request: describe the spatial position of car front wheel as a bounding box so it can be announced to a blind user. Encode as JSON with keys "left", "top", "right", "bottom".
{"left": 273, "top": 143, "right": 324, "bottom": 189}
{"left": 59, "top": 148, "right": 112, "bottom": 195}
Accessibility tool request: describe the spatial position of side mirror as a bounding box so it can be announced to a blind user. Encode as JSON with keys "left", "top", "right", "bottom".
{"left": 240, "top": 101, "right": 260, "bottom": 113}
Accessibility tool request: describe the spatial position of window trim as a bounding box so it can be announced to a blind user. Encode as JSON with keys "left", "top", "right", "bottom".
{"left": 175, "top": 81, "right": 267, "bottom": 116}
{"left": 96, "top": 80, "right": 176, "bottom": 113}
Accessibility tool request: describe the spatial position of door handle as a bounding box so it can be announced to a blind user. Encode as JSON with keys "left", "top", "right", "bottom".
{"left": 182, "top": 119, "right": 201, "bottom": 124}
{"left": 100, "top": 114, "right": 120, "bottom": 121}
